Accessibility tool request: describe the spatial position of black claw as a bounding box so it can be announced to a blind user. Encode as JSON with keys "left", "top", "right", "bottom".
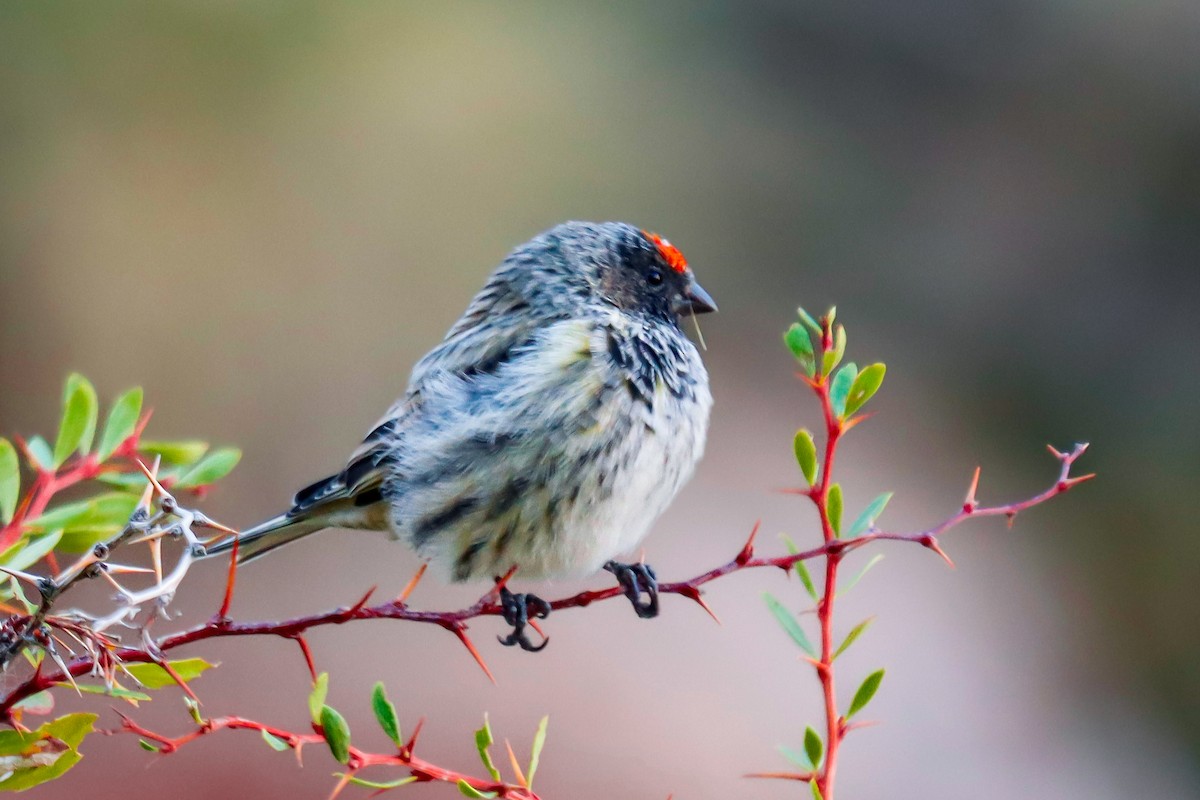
{"left": 605, "top": 560, "right": 659, "bottom": 619}
{"left": 497, "top": 586, "right": 551, "bottom": 652}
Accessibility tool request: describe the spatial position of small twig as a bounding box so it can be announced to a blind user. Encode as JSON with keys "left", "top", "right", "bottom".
{"left": 110, "top": 712, "right": 540, "bottom": 799}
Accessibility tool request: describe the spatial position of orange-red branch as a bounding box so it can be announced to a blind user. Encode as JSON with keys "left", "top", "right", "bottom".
{"left": 0, "top": 442, "right": 1088, "bottom": 717}
{"left": 111, "top": 712, "right": 540, "bottom": 799}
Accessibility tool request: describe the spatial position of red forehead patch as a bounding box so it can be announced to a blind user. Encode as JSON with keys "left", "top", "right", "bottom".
{"left": 644, "top": 231, "right": 689, "bottom": 274}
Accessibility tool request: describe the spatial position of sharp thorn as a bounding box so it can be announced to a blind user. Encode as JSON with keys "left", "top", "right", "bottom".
{"left": 842, "top": 411, "right": 876, "bottom": 432}
{"left": 923, "top": 537, "right": 955, "bottom": 568}
{"left": 105, "top": 564, "right": 155, "bottom": 575}
{"left": 348, "top": 586, "right": 376, "bottom": 615}
{"left": 504, "top": 739, "right": 529, "bottom": 789}
{"left": 743, "top": 771, "right": 815, "bottom": 782}
{"left": 452, "top": 625, "right": 496, "bottom": 684}
{"left": 1062, "top": 473, "right": 1097, "bottom": 489}
{"left": 680, "top": 586, "right": 721, "bottom": 625}
{"left": 965, "top": 466, "right": 981, "bottom": 506}
{"left": 294, "top": 636, "right": 317, "bottom": 682}
{"left": 135, "top": 457, "right": 168, "bottom": 500}
{"left": 404, "top": 717, "right": 425, "bottom": 756}
{"left": 194, "top": 515, "right": 239, "bottom": 535}
{"left": 396, "top": 563, "right": 427, "bottom": 604}
{"left": 491, "top": 565, "right": 519, "bottom": 597}
{"left": 327, "top": 772, "right": 353, "bottom": 800}
{"left": 737, "top": 521, "right": 761, "bottom": 565}
{"left": 0, "top": 566, "right": 42, "bottom": 586}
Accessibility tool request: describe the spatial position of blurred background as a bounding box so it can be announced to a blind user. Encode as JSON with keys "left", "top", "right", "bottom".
{"left": 1, "top": 2, "right": 1197, "bottom": 797}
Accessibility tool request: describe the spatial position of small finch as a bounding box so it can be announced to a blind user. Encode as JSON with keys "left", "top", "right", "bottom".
{"left": 206, "top": 221, "right": 715, "bottom": 649}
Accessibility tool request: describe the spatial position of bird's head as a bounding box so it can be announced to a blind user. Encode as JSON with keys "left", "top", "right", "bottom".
{"left": 507, "top": 221, "right": 717, "bottom": 325}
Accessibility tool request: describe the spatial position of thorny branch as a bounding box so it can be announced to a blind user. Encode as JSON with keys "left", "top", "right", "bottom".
{"left": 110, "top": 712, "right": 540, "bottom": 799}
{"left": 0, "top": 456, "right": 236, "bottom": 680}
{"left": 0, "top": 441, "right": 1091, "bottom": 718}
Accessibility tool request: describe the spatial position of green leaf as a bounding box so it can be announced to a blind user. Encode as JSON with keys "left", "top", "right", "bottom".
{"left": 97, "top": 388, "right": 142, "bottom": 461}
{"left": 458, "top": 781, "right": 498, "bottom": 799}
{"left": 175, "top": 447, "right": 241, "bottom": 489}
{"left": 833, "top": 618, "right": 875, "bottom": 661}
{"left": 28, "top": 492, "right": 139, "bottom": 533}
{"left": 839, "top": 554, "right": 884, "bottom": 597}
{"left": 777, "top": 744, "right": 813, "bottom": 770}
{"left": 3, "top": 572, "right": 34, "bottom": 612}
{"left": 13, "top": 691, "right": 54, "bottom": 716}
{"left": 0, "top": 438, "right": 18, "bottom": 526}
{"left": 828, "top": 362, "right": 858, "bottom": 419}
{"left": 784, "top": 323, "right": 814, "bottom": 361}
{"left": 65, "top": 375, "right": 99, "bottom": 454}
{"left": 0, "top": 731, "right": 30, "bottom": 757}
{"left": 2, "top": 530, "right": 62, "bottom": 571}
{"left": 811, "top": 779, "right": 825, "bottom": 800}
{"left": 94, "top": 472, "right": 151, "bottom": 492}
{"left": 340, "top": 774, "right": 419, "bottom": 790}
{"left": 846, "top": 492, "right": 893, "bottom": 538}
{"left": 781, "top": 534, "right": 819, "bottom": 603}
{"left": 24, "top": 437, "right": 54, "bottom": 472}
{"left": 844, "top": 363, "right": 886, "bottom": 417}
{"left": 138, "top": 440, "right": 209, "bottom": 466}
{"left": 803, "top": 726, "right": 823, "bottom": 770}
{"left": 796, "top": 306, "right": 822, "bottom": 336}
{"left": 57, "top": 526, "right": 122, "bottom": 555}
{"left": 320, "top": 705, "right": 351, "bottom": 765}
{"left": 261, "top": 730, "right": 290, "bottom": 751}
{"left": 847, "top": 669, "right": 885, "bottom": 719}
{"left": 45, "top": 713, "right": 96, "bottom": 749}
{"left": 309, "top": 672, "right": 329, "bottom": 724}
{"left": 763, "top": 593, "right": 815, "bottom": 656}
{"left": 28, "top": 492, "right": 140, "bottom": 554}
{"left": 53, "top": 375, "right": 98, "bottom": 467}
{"left": 474, "top": 714, "right": 500, "bottom": 782}
{"left": 138, "top": 739, "right": 159, "bottom": 752}
{"left": 822, "top": 324, "right": 846, "bottom": 376}
{"left": 124, "top": 658, "right": 215, "bottom": 689}
{"left": 3, "top": 573, "right": 34, "bottom": 613}
{"left": 793, "top": 429, "right": 818, "bottom": 486}
{"left": 827, "top": 483, "right": 843, "bottom": 536}
{"left": 527, "top": 715, "right": 548, "bottom": 788}
{"left": 372, "top": 682, "right": 402, "bottom": 746}
{"left": 94, "top": 467, "right": 182, "bottom": 493}
{"left": 55, "top": 683, "right": 152, "bottom": 702}
{"left": 0, "top": 712, "right": 97, "bottom": 791}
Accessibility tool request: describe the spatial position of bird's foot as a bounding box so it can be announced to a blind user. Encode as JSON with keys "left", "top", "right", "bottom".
{"left": 497, "top": 586, "right": 551, "bottom": 652}
{"left": 605, "top": 560, "right": 659, "bottom": 619}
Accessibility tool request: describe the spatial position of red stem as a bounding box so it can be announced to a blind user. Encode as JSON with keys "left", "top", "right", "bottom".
{"left": 115, "top": 713, "right": 540, "bottom": 799}
{"left": 812, "top": 369, "right": 843, "bottom": 799}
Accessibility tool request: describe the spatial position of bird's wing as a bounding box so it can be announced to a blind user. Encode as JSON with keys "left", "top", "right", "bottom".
{"left": 407, "top": 273, "right": 557, "bottom": 389}
{"left": 286, "top": 273, "right": 551, "bottom": 522}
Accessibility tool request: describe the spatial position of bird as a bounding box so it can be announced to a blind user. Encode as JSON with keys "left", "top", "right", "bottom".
{"left": 205, "top": 221, "right": 716, "bottom": 650}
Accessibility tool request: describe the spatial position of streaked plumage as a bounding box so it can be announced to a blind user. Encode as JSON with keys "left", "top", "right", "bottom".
{"left": 206, "top": 221, "right": 714, "bottom": 584}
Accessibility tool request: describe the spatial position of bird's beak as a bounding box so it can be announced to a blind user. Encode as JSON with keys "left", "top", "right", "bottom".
{"left": 675, "top": 280, "right": 718, "bottom": 315}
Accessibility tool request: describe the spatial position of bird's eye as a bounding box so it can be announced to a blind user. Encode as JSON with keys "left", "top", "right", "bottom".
{"left": 647, "top": 269, "right": 664, "bottom": 287}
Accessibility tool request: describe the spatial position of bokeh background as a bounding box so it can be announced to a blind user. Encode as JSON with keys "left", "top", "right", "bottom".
{"left": 1, "top": 2, "right": 1197, "bottom": 798}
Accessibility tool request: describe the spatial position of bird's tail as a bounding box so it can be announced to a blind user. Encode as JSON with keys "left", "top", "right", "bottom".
{"left": 204, "top": 512, "right": 331, "bottom": 564}
{"left": 204, "top": 448, "right": 391, "bottom": 565}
